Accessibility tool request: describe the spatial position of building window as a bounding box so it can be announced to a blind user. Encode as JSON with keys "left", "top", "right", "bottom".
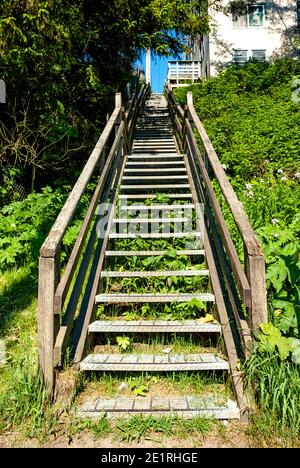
{"left": 252, "top": 49, "right": 266, "bottom": 61}
{"left": 233, "top": 4, "right": 265, "bottom": 28}
{"left": 233, "top": 49, "right": 248, "bottom": 64}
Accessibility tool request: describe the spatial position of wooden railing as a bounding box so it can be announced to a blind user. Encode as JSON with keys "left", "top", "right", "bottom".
{"left": 38, "top": 83, "right": 149, "bottom": 393}
{"left": 168, "top": 61, "right": 201, "bottom": 88}
{"left": 166, "top": 87, "right": 268, "bottom": 350}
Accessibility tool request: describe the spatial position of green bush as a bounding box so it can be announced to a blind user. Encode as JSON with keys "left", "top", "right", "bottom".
{"left": 175, "top": 60, "right": 300, "bottom": 338}
{"left": 176, "top": 60, "right": 300, "bottom": 439}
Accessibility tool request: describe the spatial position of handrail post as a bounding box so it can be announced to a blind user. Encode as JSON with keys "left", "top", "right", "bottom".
{"left": 38, "top": 250, "right": 60, "bottom": 396}
{"left": 121, "top": 106, "right": 129, "bottom": 155}
{"left": 115, "top": 93, "right": 122, "bottom": 137}
{"left": 182, "top": 105, "right": 188, "bottom": 152}
{"left": 245, "top": 251, "right": 268, "bottom": 331}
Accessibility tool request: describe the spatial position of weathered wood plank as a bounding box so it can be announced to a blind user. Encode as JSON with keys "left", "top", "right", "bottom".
{"left": 184, "top": 119, "right": 252, "bottom": 308}
{"left": 38, "top": 255, "right": 60, "bottom": 395}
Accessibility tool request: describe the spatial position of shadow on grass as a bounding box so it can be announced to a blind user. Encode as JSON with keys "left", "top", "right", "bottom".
{"left": 0, "top": 265, "right": 38, "bottom": 336}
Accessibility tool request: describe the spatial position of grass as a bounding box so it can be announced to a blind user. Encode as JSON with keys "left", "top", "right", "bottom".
{"left": 76, "top": 370, "right": 229, "bottom": 400}
{"left": 0, "top": 266, "right": 60, "bottom": 439}
{"left": 244, "top": 351, "right": 300, "bottom": 443}
{"left": 93, "top": 334, "right": 217, "bottom": 355}
{"left": 104, "top": 276, "right": 209, "bottom": 294}
{"left": 116, "top": 414, "right": 214, "bottom": 443}
{"left": 97, "top": 301, "right": 213, "bottom": 322}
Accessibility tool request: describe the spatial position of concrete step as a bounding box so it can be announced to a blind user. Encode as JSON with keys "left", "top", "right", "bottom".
{"left": 125, "top": 161, "right": 185, "bottom": 168}
{"left": 127, "top": 154, "right": 183, "bottom": 159}
{"left": 120, "top": 184, "right": 190, "bottom": 192}
{"left": 119, "top": 204, "right": 195, "bottom": 211}
{"left": 95, "top": 292, "right": 214, "bottom": 304}
{"left": 124, "top": 168, "right": 186, "bottom": 174}
{"left": 89, "top": 319, "right": 220, "bottom": 334}
{"left": 105, "top": 249, "right": 205, "bottom": 257}
{"left": 101, "top": 269, "right": 209, "bottom": 278}
{"left": 109, "top": 232, "right": 201, "bottom": 239}
{"left": 122, "top": 176, "right": 188, "bottom": 184}
{"left": 112, "top": 217, "right": 191, "bottom": 224}
{"left": 80, "top": 353, "right": 228, "bottom": 372}
{"left": 118, "top": 194, "right": 193, "bottom": 202}
{"left": 77, "top": 395, "right": 239, "bottom": 420}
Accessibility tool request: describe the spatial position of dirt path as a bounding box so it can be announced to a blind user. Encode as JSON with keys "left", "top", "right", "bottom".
{"left": 0, "top": 422, "right": 251, "bottom": 448}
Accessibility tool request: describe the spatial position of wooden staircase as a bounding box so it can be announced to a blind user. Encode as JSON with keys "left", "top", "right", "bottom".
{"left": 38, "top": 86, "right": 267, "bottom": 422}
{"left": 77, "top": 94, "right": 238, "bottom": 419}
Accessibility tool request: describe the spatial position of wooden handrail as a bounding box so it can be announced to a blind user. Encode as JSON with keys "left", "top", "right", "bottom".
{"left": 40, "top": 105, "right": 121, "bottom": 258}
{"left": 165, "top": 87, "right": 267, "bottom": 333}
{"left": 184, "top": 117, "right": 251, "bottom": 307}
{"left": 53, "top": 122, "right": 125, "bottom": 315}
{"left": 38, "top": 84, "right": 149, "bottom": 394}
{"left": 186, "top": 92, "right": 263, "bottom": 257}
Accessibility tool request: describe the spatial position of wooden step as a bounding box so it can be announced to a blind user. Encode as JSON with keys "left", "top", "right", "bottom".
{"left": 109, "top": 232, "right": 201, "bottom": 239}
{"left": 105, "top": 249, "right": 205, "bottom": 257}
{"left": 80, "top": 353, "right": 228, "bottom": 372}
{"left": 89, "top": 320, "right": 220, "bottom": 334}
{"left": 101, "top": 269, "right": 209, "bottom": 278}
{"left": 95, "top": 292, "right": 214, "bottom": 304}
{"left": 77, "top": 395, "right": 239, "bottom": 420}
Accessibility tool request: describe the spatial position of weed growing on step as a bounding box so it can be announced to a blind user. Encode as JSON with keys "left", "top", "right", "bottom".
{"left": 116, "top": 414, "right": 214, "bottom": 443}
{"left": 77, "top": 371, "right": 229, "bottom": 400}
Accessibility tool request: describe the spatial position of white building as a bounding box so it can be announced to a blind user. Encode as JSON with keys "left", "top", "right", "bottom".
{"left": 168, "top": 0, "right": 300, "bottom": 85}
{"left": 200, "top": 1, "right": 300, "bottom": 77}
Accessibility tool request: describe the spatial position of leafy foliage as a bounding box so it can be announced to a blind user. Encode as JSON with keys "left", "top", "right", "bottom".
{"left": 116, "top": 336, "right": 132, "bottom": 352}
{"left": 0, "top": 184, "right": 95, "bottom": 270}
{"left": 176, "top": 61, "right": 300, "bottom": 438}
{"left": 0, "top": 0, "right": 214, "bottom": 191}
{"left": 175, "top": 60, "right": 300, "bottom": 339}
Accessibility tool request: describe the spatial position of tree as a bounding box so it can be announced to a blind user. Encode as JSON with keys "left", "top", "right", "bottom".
{"left": 0, "top": 0, "right": 214, "bottom": 192}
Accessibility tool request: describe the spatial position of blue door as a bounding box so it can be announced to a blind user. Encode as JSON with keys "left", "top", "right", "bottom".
{"left": 137, "top": 51, "right": 184, "bottom": 93}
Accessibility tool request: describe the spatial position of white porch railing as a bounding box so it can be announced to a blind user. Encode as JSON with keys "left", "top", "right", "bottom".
{"left": 168, "top": 61, "right": 201, "bottom": 88}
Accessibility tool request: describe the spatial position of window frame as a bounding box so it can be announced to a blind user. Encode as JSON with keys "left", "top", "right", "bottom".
{"left": 232, "top": 49, "right": 248, "bottom": 64}
{"left": 232, "top": 4, "right": 266, "bottom": 29}
{"left": 232, "top": 49, "right": 267, "bottom": 64}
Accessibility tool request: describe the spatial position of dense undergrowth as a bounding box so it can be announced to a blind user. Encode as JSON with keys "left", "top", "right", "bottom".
{"left": 0, "top": 59, "right": 299, "bottom": 446}
{"left": 175, "top": 59, "right": 300, "bottom": 441}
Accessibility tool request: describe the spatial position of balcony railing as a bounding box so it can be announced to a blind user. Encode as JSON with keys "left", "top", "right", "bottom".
{"left": 168, "top": 61, "right": 201, "bottom": 88}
